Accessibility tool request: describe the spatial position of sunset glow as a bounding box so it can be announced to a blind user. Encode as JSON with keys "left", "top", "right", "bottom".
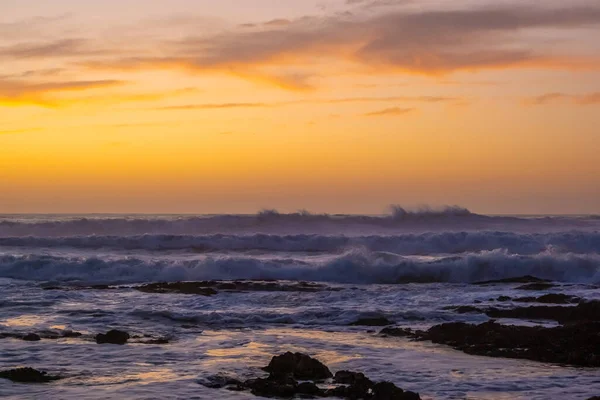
{"left": 2, "top": 0, "right": 599, "bottom": 214}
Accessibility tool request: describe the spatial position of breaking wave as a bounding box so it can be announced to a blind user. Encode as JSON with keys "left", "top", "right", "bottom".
{"left": 1, "top": 207, "right": 597, "bottom": 236}
{"left": 0, "top": 249, "right": 598, "bottom": 285}
{"left": 1, "top": 231, "right": 600, "bottom": 255}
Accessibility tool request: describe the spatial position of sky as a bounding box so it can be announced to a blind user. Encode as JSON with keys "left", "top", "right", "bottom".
{"left": 1, "top": 0, "right": 599, "bottom": 214}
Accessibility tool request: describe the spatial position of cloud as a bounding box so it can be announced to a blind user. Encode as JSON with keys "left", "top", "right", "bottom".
{"left": 363, "top": 107, "right": 414, "bottom": 116}
{"left": 0, "top": 79, "right": 124, "bottom": 106}
{"left": 153, "top": 95, "right": 460, "bottom": 111}
{"left": 158, "top": 102, "right": 269, "bottom": 110}
{"left": 525, "top": 92, "right": 600, "bottom": 105}
{"left": 4, "top": 3, "right": 600, "bottom": 90}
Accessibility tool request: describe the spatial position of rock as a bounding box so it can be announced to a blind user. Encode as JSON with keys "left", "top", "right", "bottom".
{"left": 379, "top": 327, "right": 417, "bottom": 338}
{"left": 422, "top": 320, "right": 600, "bottom": 367}
{"left": 515, "top": 283, "right": 556, "bottom": 290}
{"left": 199, "top": 375, "right": 242, "bottom": 389}
{"left": 136, "top": 280, "right": 337, "bottom": 296}
{"left": 136, "top": 282, "right": 218, "bottom": 296}
{"left": 263, "top": 352, "right": 332, "bottom": 380}
{"left": 95, "top": 329, "right": 130, "bottom": 345}
{"left": 202, "top": 353, "right": 421, "bottom": 399}
{"left": 442, "top": 306, "right": 482, "bottom": 314}
{"left": 246, "top": 377, "right": 297, "bottom": 398}
{"left": 485, "top": 300, "right": 600, "bottom": 323}
{"left": 296, "top": 381, "right": 323, "bottom": 396}
{"left": 350, "top": 317, "right": 394, "bottom": 326}
{"left": 474, "top": 276, "right": 549, "bottom": 285}
{"left": 334, "top": 370, "right": 368, "bottom": 385}
{"left": 0, "top": 368, "right": 61, "bottom": 383}
{"left": 513, "top": 293, "right": 580, "bottom": 304}
{"left": 22, "top": 333, "right": 41, "bottom": 342}
{"left": 497, "top": 296, "right": 512, "bottom": 302}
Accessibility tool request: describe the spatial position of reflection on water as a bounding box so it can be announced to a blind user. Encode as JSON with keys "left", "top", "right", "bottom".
{"left": 2, "top": 314, "right": 46, "bottom": 327}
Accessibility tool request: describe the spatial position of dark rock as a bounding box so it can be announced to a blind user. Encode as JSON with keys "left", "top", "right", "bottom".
{"left": 22, "top": 333, "right": 41, "bottom": 342}
{"left": 422, "top": 320, "right": 600, "bottom": 367}
{"left": 296, "top": 381, "right": 323, "bottom": 396}
{"left": 334, "top": 370, "right": 368, "bottom": 385}
{"left": 199, "top": 375, "right": 242, "bottom": 389}
{"left": 350, "top": 317, "right": 394, "bottom": 326}
{"left": 0, "top": 368, "right": 61, "bottom": 383}
{"left": 135, "top": 280, "right": 337, "bottom": 296}
{"left": 474, "top": 276, "right": 550, "bottom": 285}
{"left": 379, "top": 327, "right": 417, "bottom": 338}
{"left": 136, "top": 282, "right": 218, "bottom": 296}
{"left": 485, "top": 300, "right": 600, "bottom": 323}
{"left": 514, "top": 293, "right": 580, "bottom": 304}
{"left": 141, "top": 337, "right": 170, "bottom": 345}
{"left": 95, "top": 329, "right": 130, "bottom": 345}
{"left": 263, "top": 352, "right": 332, "bottom": 380}
{"left": 61, "top": 330, "right": 83, "bottom": 338}
{"left": 515, "top": 283, "right": 556, "bottom": 290}
{"left": 442, "top": 306, "right": 482, "bottom": 314}
{"left": 246, "top": 377, "right": 298, "bottom": 398}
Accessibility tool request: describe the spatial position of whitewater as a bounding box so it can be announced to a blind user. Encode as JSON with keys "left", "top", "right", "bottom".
{"left": 1, "top": 209, "right": 599, "bottom": 399}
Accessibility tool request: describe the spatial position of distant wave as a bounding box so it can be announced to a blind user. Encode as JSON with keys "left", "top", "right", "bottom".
{"left": 0, "top": 207, "right": 598, "bottom": 236}
{"left": 1, "top": 231, "right": 599, "bottom": 255}
{"left": 1, "top": 249, "right": 598, "bottom": 284}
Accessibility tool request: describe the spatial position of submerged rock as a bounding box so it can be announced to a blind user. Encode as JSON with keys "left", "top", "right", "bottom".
{"left": 485, "top": 300, "right": 600, "bottom": 323}
{"left": 513, "top": 293, "right": 581, "bottom": 304}
{"left": 515, "top": 282, "right": 556, "bottom": 290}
{"left": 95, "top": 329, "right": 130, "bottom": 345}
{"left": 350, "top": 317, "right": 394, "bottom": 326}
{"left": 0, "top": 368, "right": 61, "bottom": 383}
{"left": 474, "top": 276, "right": 550, "bottom": 285}
{"left": 263, "top": 352, "right": 332, "bottom": 380}
{"left": 22, "top": 333, "right": 41, "bottom": 342}
{"left": 136, "top": 280, "right": 336, "bottom": 295}
{"left": 136, "top": 282, "right": 218, "bottom": 296}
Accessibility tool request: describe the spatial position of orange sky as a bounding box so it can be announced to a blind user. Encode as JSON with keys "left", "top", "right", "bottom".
{"left": 1, "top": 0, "right": 599, "bottom": 214}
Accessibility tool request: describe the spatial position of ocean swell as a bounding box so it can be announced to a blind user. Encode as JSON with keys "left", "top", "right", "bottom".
{"left": 0, "top": 249, "right": 598, "bottom": 285}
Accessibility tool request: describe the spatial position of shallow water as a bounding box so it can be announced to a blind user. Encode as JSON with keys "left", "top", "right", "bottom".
{"left": 1, "top": 213, "right": 599, "bottom": 399}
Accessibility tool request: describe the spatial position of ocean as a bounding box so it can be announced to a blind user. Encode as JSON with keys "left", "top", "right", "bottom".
{"left": 1, "top": 210, "right": 599, "bottom": 399}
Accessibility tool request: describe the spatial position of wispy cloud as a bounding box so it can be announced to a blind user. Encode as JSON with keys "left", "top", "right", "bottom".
{"left": 363, "top": 107, "right": 414, "bottom": 116}
{"left": 0, "top": 79, "right": 125, "bottom": 106}
{"left": 525, "top": 92, "right": 600, "bottom": 105}
{"left": 154, "top": 95, "right": 460, "bottom": 111}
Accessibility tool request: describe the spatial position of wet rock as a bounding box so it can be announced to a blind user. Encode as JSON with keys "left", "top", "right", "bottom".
{"left": 513, "top": 293, "right": 580, "bottom": 304}
{"left": 442, "top": 306, "right": 482, "bottom": 314}
{"left": 0, "top": 368, "right": 61, "bottom": 383}
{"left": 246, "top": 376, "right": 298, "bottom": 398}
{"left": 350, "top": 317, "right": 394, "bottom": 326}
{"left": 423, "top": 320, "right": 600, "bottom": 367}
{"left": 199, "top": 374, "right": 243, "bottom": 389}
{"left": 202, "top": 353, "right": 421, "bottom": 399}
{"left": 95, "top": 329, "right": 130, "bottom": 345}
{"left": 474, "top": 276, "right": 550, "bottom": 285}
{"left": 136, "top": 282, "right": 218, "bottom": 296}
{"left": 379, "top": 327, "right": 417, "bottom": 338}
{"left": 485, "top": 300, "right": 600, "bottom": 323}
{"left": 296, "top": 381, "right": 323, "bottom": 396}
{"left": 263, "top": 352, "right": 332, "bottom": 380}
{"left": 515, "top": 283, "right": 556, "bottom": 290}
{"left": 22, "top": 333, "right": 41, "bottom": 342}
{"left": 136, "top": 280, "right": 337, "bottom": 296}
{"left": 334, "top": 370, "right": 369, "bottom": 385}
